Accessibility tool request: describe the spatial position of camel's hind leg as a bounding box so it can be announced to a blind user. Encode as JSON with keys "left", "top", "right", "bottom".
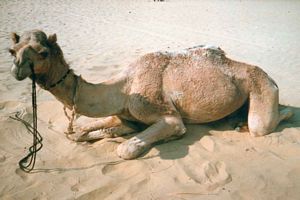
{"left": 248, "top": 77, "right": 293, "bottom": 137}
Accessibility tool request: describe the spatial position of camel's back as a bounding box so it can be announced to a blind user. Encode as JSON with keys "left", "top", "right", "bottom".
{"left": 128, "top": 46, "right": 249, "bottom": 123}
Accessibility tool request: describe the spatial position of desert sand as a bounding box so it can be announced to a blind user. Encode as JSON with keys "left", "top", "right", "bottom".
{"left": 0, "top": 0, "right": 300, "bottom": 199}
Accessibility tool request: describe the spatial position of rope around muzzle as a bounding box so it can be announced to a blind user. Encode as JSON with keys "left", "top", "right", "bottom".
{"left": 9, "top": 66, "right": 43, "bottom": 173}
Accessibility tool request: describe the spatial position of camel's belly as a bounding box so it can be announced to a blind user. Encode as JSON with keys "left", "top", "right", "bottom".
{"left": 164, "top": 66, "right": 247, "bottom": 123}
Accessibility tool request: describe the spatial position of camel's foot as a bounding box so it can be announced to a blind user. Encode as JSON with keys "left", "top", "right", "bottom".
{"left": 117, "top": 115, "right": 186, "bottom": 159}
{"left": 67, "top": 128, "right": 115, "bottom": 142}
{"left": 66, "top": 116, "right": 138, "bottom": 142}
{"left": 117, "top": 133, "right": 184, "bottom": 159}
{"left": 117, "top": 137, "right": 149, "bottom": 160}
{"left": 68, "top": 125, "right": 137, "bottom": 142}
{"left": 235, "top": 122, "right": 249, "bottom": 132}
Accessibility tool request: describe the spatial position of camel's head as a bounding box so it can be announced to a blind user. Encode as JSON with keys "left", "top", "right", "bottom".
{"left": 9, "top": 30, "right": 58, "bottom": 81}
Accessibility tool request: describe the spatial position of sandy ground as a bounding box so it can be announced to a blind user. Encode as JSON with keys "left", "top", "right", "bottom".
{"left": 0, "top": 0, "right": 300, "bottom": 199}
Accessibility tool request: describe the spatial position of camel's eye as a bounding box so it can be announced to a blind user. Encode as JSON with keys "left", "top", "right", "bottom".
{"left": 9, "top": 49, "right": 16, "bottom": 57}
{"left": 39, "top": 51, "right": 48, "bottom": 59}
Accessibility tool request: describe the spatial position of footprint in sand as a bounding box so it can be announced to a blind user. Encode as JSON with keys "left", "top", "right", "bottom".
{"left": 200, "top": 136, "right": 217, "bottom": 152}
{"left": 71, "top": 184, "right": 79, "bottom": 192}
{"left": 180, "top": 160, "right": 232, "bottom": 191}
{"left": 66, "top": 177, "right": 80, "bottom": 192}
{"left": 0, "top": 155, "right": 6, "bottom": 163}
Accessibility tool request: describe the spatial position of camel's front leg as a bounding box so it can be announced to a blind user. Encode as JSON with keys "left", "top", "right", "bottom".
{"left": 68, "top": 116, "right": 137, "bottom": 142}
{"left": 117, "top": 115, "right": 186, "bottom": 159}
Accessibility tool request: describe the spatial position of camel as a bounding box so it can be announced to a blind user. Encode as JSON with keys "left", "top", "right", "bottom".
{"left": 9, "top": 30, "right": 293, "bottom": 159}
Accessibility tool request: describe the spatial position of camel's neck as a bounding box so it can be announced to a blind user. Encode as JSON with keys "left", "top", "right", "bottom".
{"left": 74, "top": 75, "right": 128, "bottom": 117}
{"left": 36, "top": 56, "right": 128, "bottom": 118}
{"left": 44, "top": 71, "right": 128, "bottom": 117}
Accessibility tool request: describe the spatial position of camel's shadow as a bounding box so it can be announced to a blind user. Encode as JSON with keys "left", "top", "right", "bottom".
{"left": 153, "top": 105, "right": 300, "bottom": 160}
{"left": 31, "top": 106, "right": 300, "bottom": 173}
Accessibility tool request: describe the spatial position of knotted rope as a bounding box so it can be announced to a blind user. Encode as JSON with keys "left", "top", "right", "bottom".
{"left": 63, "top": 72, "right": 78, "bottom": 135}
{"left": 63, "top": 106, "right": 76, "bottom": 134}
{"left": 9, "top": 67, "right": 43, "bottom": 173}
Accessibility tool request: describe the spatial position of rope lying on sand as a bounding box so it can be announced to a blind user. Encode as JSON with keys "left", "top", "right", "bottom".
{"left": 9, "top": 67, "right": 43, "bottom": 173}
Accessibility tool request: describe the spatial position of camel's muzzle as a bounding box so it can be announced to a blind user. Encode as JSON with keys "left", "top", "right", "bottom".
{"left": 11, "top": 63, "right": 31, "bottom": 81}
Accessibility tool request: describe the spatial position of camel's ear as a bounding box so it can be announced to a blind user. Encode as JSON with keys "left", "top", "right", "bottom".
{"left": 47, "top": 33, "right": 57, "bottom": 44}
{"left": 11, "top": 32, "right": 20, "bottom": 44}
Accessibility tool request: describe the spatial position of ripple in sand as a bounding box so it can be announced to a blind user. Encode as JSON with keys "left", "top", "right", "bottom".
{"left": 101, "top": 161, "right": 146, "bottom": 179}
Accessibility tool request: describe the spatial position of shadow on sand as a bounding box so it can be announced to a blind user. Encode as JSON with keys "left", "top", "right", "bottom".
{"left": 29, "top": 106, "right": 300, "bottom": 174}
{"left": 154, "top": 105, "right": 300, "bottom": 160}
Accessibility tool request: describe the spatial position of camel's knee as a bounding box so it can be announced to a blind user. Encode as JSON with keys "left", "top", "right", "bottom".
{"left": 248, "top": 114, "right": 276, "bottom": 137}
{"left": 248, "top": 82, "right": 280, "bottom": 137}
{"left": 163, "top": 116, "right": 187, "bottom": 136}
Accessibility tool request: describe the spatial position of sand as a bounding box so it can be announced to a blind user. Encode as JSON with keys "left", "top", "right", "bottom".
{"left": 0, "top": 0, "right": 300, "bottom": 199}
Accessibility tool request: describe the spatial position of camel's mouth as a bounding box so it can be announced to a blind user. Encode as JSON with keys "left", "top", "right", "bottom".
{"left": 11, "top": 69, "right": 27, "bottom": 81}
{"left": 14, "top": 74, "right": 27, "bottom": 81}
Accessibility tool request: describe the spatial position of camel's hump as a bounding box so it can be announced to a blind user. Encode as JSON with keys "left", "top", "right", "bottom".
{"left": 156, "top": 45, "right": 226, "bottom": 62}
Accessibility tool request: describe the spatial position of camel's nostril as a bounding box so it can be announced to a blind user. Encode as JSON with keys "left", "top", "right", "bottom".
{"left": 9, "top": 48, "right": 16, "bottom": 56}
{"left": 13, "top": 59, "right": 19, "bottom": 65}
